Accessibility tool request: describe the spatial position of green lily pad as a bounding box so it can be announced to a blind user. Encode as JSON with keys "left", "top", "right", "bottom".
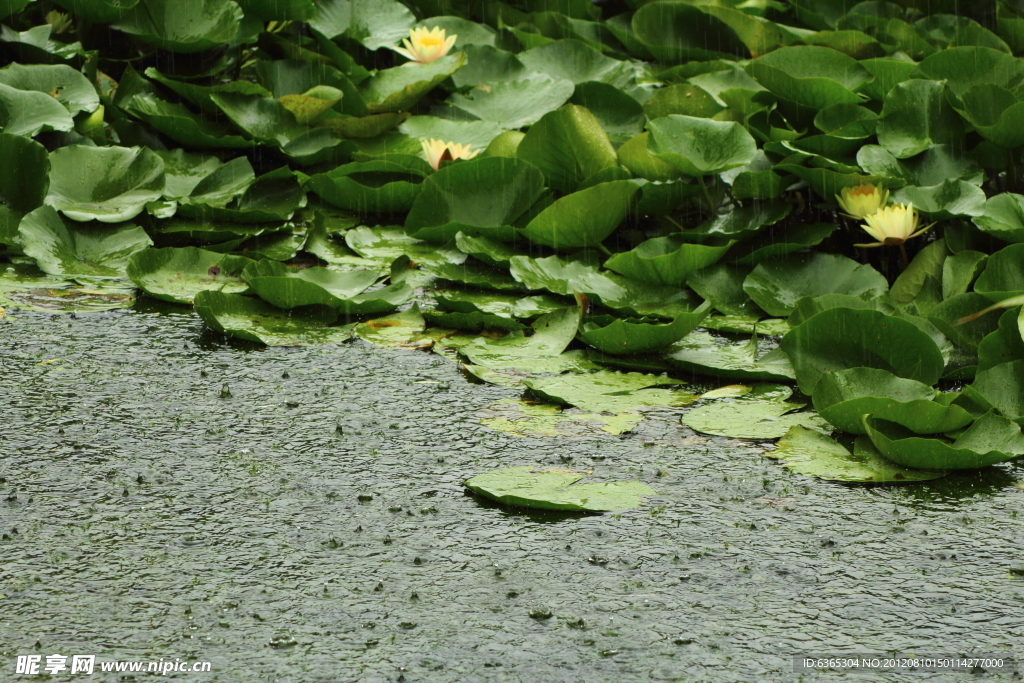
{"left": 973, "top": 193, "right": 1024, "bottom": 243}
{"left": 769, "top": 426, "right": 947, "bottom": 482}
{"left": 174, "top": 157, "right": 256, "bottom": 209}
{"left": 0, "top": 82, "right": 74, "bottom": 137}
{"left": 726, "top": 224, "right": 835, "bottom": 266}
{"left": 241, "top": 259, "right": 411, "bottom": 315}
{"left": 780, "top": 308, "right": 946, "bottom": 394}
{"left": 176, "top": 167, "right": 304, "bottom": 223}
{"left": 515, "top": 104, "right": 619, "bottom": 194}
{"left": 631, "top": 1, "right": 746, "bottom": 63}
{"left": 453, "top": 233, "right": 521, "bottom": 267}
{"left": 686, "top": 263, "right": 761, "bottom": 317}
{"left": 17, "top": 206, "right": 152, "bottom": 278}
{"left": 523, "top": 370, "right": 694, "bottom": 414}
{"left": 743, "top": 253, "right": 889, "bottom": 318}
{"left": 112, "top": 0, "right": 242, "bottom": 53}
{"left": 518, "top": 39, "right": 638, "bottom": 88}
{"left": 865, "top": 412, "right": 1024, "bottom": 470}
{"left": 122, "top": 94, "right": 254, "bottom": 149}
{"left": 126, "top": 247, "right": 253, "bottom": 304}
{"left": 891, "top": 180, "right": 986, "bottom": 220}
{"left": 664, "top": 330, "right": 796, "bottom": 381}
{"left": 856, "top": 144, "right": 984, "bottom": 188}
{"left": 912, "top": 46, "right": 1024, "bottom": 97}
{"left": 578, "top": 302, "right": 711, "bottom": 355}
{"left": 745, "top": 46, "right": 871, "bottom": 109}
{"left": 477, "top": 399, "right": 643, "bottom": 438}
{"left": 344, "top": 226, "right": 464, "bottom": 267}
{"left": 0, "top": 133, "right": 48, "bottom": 215}
{"left": 508, "top": 253, "right": 704, "bottom": 320}
{"left": 353, "top": 307, "right": 426, "bottom": 348}
{"left": 970, "top": 359, "right": 1024, "bottom": 420}
{"left": 448, "top": 76, "right": 576, "bottom": 130}
{"left": 646, "top": 115, "right": 756, "bottom": 178}
{"left": 519, "top": 180, "right": 640, "bottom": 250}
{"left": 927, "top": 292, "right": 1000, "bottom": 352}
{"left": 359, "top": 53, "right": 466, "bottom": 114}
{"left": 145, "top": 67, "right": 271, "bottom": 115}
{"left": 977, "top": 308, "right": 1024, "bottom": 372}
{"left": 974, "top": 244, "right": 1024, "bottom": 302}
{"left": 194, "top": 290, "right": 352, "bottom": 346}
{"left": 876, "top": 79, "right": 964, "bottom": 158}
{"left": 309, "top": 0, "right": 414, "bottom": 51}
{"left": 812, "top": 368, "right": 974, "bottom": 435}
{"left": 155, "top": 150, "right": 238, "bottom": 200}
{"left": 398, "top": 116, "right": 504, "bottom": 149}
{"left": 422, "top": 260, "right": 523, "bottom": 292}
{"left": 422, "top": 310, "right": 526, "bottom": 332}
{"left": 617, "top": 132, "right": 686, "bottom": 182}
{"left": 460, "top": 306, "right": 581, "bottom": 370}
{"left": 0, "top": 264, "right": 135, "bottom": 312}
{"left": 405, "top": 156, "right": 546, "bottom": 242}
{"left": 681, "top": 383, "right": 831, "bottom": 439}
{"left": 45, "top": 145, "right": 164, "bottom": 223}
{"left": 464, "top": 466, "right": 655, "bottom": 512}
{"left": 309, "top": 157, "right": 430, "bottom": 214}
{"left": 0, "top": 63, "right": 98, "bottom": 116}
{"left": 604, "top": 235, "right": 732, "bottom": 286}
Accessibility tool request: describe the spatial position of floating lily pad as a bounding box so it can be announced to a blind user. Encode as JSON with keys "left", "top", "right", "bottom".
{"left": 970, "top": 359, "right": 1024, "bottom": 420}
{"left": 812, "top": 368, "right": 974, "bottom": 435}
{"left": 682, "top": 383, "right": 830, "bottom": 439}
{"left": 448, "top": 76, "right": 575, "bottom": 130}
{"left": 422, "top": 310, "right": 526, "bottom": 332}
{"left": 515, "top": 104, "right": 619, "bottom": 194}
{"left": 194, "top": 290, "right": 352, "bottom": 346}
{"left": 769, "top": 426, "right": 947, "bottom": 482}
{"left": 406, "top": 156, "right": 545, "bottom": 242}
{"left": 354, "top": 307, "right": 427, "bottom": 348}
{"left": 359, "top": 53, "right": 466, "bottom": 113}
{"left": 605, "top": 235, "right": 732, "bottom": 286}
{"left": 242, "top": 259, "right": 410, "bottom": 315}
{"left": 876, "top": 79, "right": 964, "bottom": 159}
{"left": 0, "top": 63, "right": 99, "bottom": 116}
{"left": 464, "top": 466, "right": 655, "bottom": 511}
{"left": 460, "top": 307, "right": 581, "bottom": 371}
{"left": 578, "top": 303, "right": 711, "bottom": 355}
{"left": 17, "top": 206, "right": 152, "bottom": 278}
{"left": 126, "top": 247, "right": 253, "bottom": 304}
{"left": 0, "top": 82, "right": 74, "bottom": 136}
{"left": 745, "top": 46, "right": 871, "bottom": 109}
{"left": 743, "top": 253, "right": 889, "bottom": 317}
{"left": 865, "top": 412, "right": 1024, "bottom": 470}
{"left": 0, "top": 263, "right": 135, "bottom": 312}
{"left": 647, "top": 115, "right": 756, "bottom": 177}
{"left": 973, "top": 193, "right": 1024, "bottom": 243}
{"left": 523, "top": 370, "right": 694, "bottom": 414}
{"left": 344, "top": 226, "right": 465, "bottom": 267}
{"left": 477, "top": 399, "right": 642, "bottom": 438}
{"left": 975, "top": 244, "right": 1024, "bottom": 302}
{"left": 45, "top": 145, "right": 165, "bottom": 223}
{"left": 519, "top": 181, "right": 640, "bottom": 250}
{"left": 781, "top": 308, "right": 945, "bottom": 394}
{"left": 308, "top": 157, "right": 430, "bottom": 214}
{"left": 664, "top": 330, "right": 796, "bottom": 381}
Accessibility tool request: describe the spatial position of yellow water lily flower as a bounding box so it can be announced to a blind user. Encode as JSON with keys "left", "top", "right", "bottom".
{"left": 394, "top": 26, "right": 457, "bottom": 64}
{"left": 421, "top": 139, "right": 479, "bottom": 170}
{"left": 836, "top": 183, "right": 889, "bottom": 219}
{"left": 855, "top": 203, "right": 934, "bottom": 247}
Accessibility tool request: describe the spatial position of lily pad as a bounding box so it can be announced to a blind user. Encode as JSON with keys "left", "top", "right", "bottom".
{"left": 17, "top": 206, "right": 152, "bottom": 278}
{"left": 578, "top": 302, "right": 711, "bottom": 355}
{"left": 0, "top": 82, "right": 74, "bottom": 136}
{"left": 664, "top": 330, "right": 796, "bottom": 381}
{"left": 974, "top": 244, "right": 1024, "bottom": 302}
{"left": 519, "top": 181, "right": 640, "bottom": 250}
{"left": 515, "top": 104, "right": 619, "bottom": 194}
{"left": 974, "top": 193, "right": 1024, "bottom": 243}
{"left": 682, "top": 383, "right": 831, "bottom": 439}
{"left": 0, "top": 263, "right": 135, "bottom": 312}
{"left": 812, "top": 368, "right": 974, "bottom": 435}
{"left": 780, "top": 308, "right": 946, "bottom": 394}
{"left": 745, "top": 46, "right": 871, "bottom": 109}
{"left": 876, "top": 79, "right": 963, "bottom": 159}
{"left": 112, "top": 0, "right": 242, "bottom": 53}
{"left": 0, "top": 63, "right": 99, "bottom": 116}
{"left": 477, "top": 399, "right": 642, "bottom": 438}
{"left": 344, "top": 226, "right": 464, "bottom": 267}
{"left": 743, "top": 253, "right": 889, "bottom": 317}
{"left": 523, "top": 370, "right": 694, "bottom": 414}
{"left": 194, "top": 290, "right": 352, "bottom": 346}
{"left": 126, "top": 247, "right": 253, "bottom": 304}
{"left": 464, "top": 466, "right": 655, "bottom": 512}
{"left": 242, "top": 259, "right": 410, "bottom": 315}
{"left": 176, "top": 166, "right": 304, "bottom": 223}
{"left": 605, "top": 235, "right": 731, "bottom": 286}
{"left": 309, "top": 158, "right": 430, "bottom": 214}
{"left": 647, "top": 115, "right": 756, "bottom": 177}
{"left": 354, "top": 307, "right": 426, "bottom": 348}
{"left": 405, "top": 156, "right": 546, "bottom": 242}
{"left": 970, "top": 359, "right": 1024, "bottom": 420}
{"left": 460, "top": 306, "right": 581, "bottom": 370}
{"left": 0, "top": 133, "right": 48, "bottom": 214}
{"left": 45, "top": 145, "right": 165, "bottom": 223}
{"left": 359, "top": 53, "right": 466, "bottom": 114}
{"left": 448, "top": 76, "right": 576, "bottom": 130}
{"left": 891, "top": 180, "right": 986, "bottom": 220}
{"left": 769, "top": 426, "right": 947, "bottom": 482}
{"left": 864, "top": 412, "right": 1024, "bottom": 470}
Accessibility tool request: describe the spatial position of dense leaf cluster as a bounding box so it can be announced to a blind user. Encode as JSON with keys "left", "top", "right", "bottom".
{"left": 4, "top": 0, "right": 1024, "bottom": 488}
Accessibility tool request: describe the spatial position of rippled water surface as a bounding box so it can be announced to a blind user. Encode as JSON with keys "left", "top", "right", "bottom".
{"left": 2, "top": 308, "right": 1023, "bottom": 682}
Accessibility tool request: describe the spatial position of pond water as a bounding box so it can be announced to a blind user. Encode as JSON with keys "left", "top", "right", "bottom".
{"left": 2, "top": 308, "right": 1022, "bottom": 682}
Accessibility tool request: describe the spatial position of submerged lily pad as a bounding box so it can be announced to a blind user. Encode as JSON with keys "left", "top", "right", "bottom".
{"left": 477, "top": 399, "right": 642, "bottom": 438}
{"left": 194, "top": 290, "right": 352, "bottom": 346}
{"left": 769, "top": 426, "right": 946, "bottom": 482}
{"left": 126, "top": 247, "right": 253, "bottom": 304}
{"left": 523, "top": 370, "right": 694, "bottom": 414}
{"left": 464, "top": 466, "right": 655, "bottom": 512}
{"left": 0, "top": 264, "right": 135, "bottom": 312}
{"left": 681, "top": 384, "right": 830, "bottom": 439}
{"left": 812, "top": 368, "right": 974, "bottom": 435}
{"left": 864, "top": 412, "right": 1024, "bottom": 470}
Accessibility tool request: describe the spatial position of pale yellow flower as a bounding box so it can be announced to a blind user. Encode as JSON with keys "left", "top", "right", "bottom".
{"left": 836, "top": 183, "right": 889, "bottom": 219}
{"left": 855, "top": 203, "right": 934, "bottom": 247}
{"left": 394, "top": 26, "right": 457, "bottom": 64}
{"left": 421, "top": 139, "right": 479, "bottom": 171}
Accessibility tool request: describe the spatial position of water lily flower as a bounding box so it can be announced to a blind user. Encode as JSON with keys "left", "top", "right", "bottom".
{"left": 836, "top": 183, "right": 889, "bottom": 219}
{"left": 855, "top": 203, "right": 934, "bottom": 248}
{"left": 421, "top": 139, "right": 479, "bottom": 171}
{"left": 394, "top": 27, "right": 456, "bottom": 64}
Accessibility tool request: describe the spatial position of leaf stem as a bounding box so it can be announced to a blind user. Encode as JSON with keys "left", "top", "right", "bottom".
{"left": 596, "top": 243, "right": 613, "bottom": 257}
{"left": 697, "top": 176, "right": 715, "bottom": 213}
